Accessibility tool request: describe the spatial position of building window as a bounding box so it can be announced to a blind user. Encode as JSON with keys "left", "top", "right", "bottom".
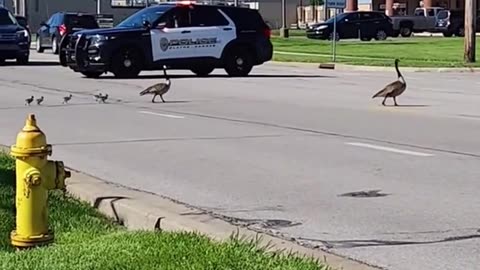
{"left": 35, "top": 0, "right": 39, "bottom": 12}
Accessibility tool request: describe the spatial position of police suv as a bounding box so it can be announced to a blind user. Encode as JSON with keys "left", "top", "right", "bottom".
{"left": 61, "top": 2, "right": 273, "bottom": 78}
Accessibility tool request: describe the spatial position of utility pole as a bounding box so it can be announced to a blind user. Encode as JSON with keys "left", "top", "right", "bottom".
{"left": 96, "top": 0, "right": 101, "bottom": 14}
{"left": 280, "top": 0, "right": 289, "bottom": 37}
{"left": 464, "top": 0, "right": 477, "bottom": 63}
{"left": 234, "top": 0, "right": 238, "bottom": 6}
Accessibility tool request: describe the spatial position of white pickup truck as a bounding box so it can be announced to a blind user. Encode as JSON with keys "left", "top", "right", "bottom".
{"left": 390, "top": 7, "right": 444, "bottom": 37}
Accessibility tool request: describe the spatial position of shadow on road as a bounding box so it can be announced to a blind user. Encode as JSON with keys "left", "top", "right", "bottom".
{"left": 96, "top": 74, "right": 334, "bottom": 80}
{"left": 0, "top": 61, "right": 59, "bottom": 67}
{"left": 383, "top": 104, "right": 430, "bottom": 107}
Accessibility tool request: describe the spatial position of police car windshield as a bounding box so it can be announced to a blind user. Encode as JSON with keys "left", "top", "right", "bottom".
{"left": 0, "top": 9, "right": 18, "bottom": 26}
{"left": 116, "top": 6, "right": 169, "bottom": 28}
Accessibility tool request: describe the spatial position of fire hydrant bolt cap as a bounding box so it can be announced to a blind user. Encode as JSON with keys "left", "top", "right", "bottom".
{"left": 10, "top": 114, "right": 51, "bottom": 157}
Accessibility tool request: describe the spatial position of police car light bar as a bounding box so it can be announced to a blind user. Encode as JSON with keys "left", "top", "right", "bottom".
{"left": 164, "top": 0, "right": 197, "bottom": 5}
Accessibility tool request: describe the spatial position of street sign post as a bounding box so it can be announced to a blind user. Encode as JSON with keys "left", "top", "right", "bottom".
{"left": 326, "top": 0, "right": 345, "bottom": 62}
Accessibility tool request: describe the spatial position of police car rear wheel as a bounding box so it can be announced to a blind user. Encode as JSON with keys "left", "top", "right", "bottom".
{"left": 224, "top": 48, "right": 253, "bottom": 77}
{"left": 111, "top": 48, "right": 142, "bottom": 79}
{"left": 190, "top": 65, "right": 215, "bottom": 77}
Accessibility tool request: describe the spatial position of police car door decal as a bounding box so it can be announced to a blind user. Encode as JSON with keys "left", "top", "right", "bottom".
{"left": 150, "top": 26, "right": 199, "bottom": 62}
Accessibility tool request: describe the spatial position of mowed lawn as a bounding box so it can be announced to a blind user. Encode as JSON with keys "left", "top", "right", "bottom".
{"left": 271, "top": 34, "right": 480, "bottom": 67}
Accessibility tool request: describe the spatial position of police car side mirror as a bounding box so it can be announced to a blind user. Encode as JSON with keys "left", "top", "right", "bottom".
{"left": 156, "top": 22, "right": 166, "bottom": 29}
{"left": 142, "top": 20, "right": 152, "bottom": 29}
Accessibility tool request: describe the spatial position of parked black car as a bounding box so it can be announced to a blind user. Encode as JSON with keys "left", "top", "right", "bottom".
{"left": 36, "top": 12, "right": 99, "bottom": 54}
{"left": 0, "top": 7, "right": 31, "bottom": 64}
{"left": 306, "top": 11, "right": 393, "bottom": 41}
{"left": 435, "top": 9, "right": 480, "bottom": 37}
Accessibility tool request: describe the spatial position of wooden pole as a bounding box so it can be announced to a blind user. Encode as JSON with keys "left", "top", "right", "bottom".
{"left": 464, "top": 0, "right": 477, "bottom": 63}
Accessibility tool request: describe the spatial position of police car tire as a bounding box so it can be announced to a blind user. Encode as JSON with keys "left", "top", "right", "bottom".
{"left": 223, "top": 47, "right": 253, "bottom": 77}
{"left": 190, "top": 65, "right": 215, "bottom": 77}
{"left": 81, "top": 71, "right": 103, "bottom": 78}
{"left": 111, "top": 47, "right": 142, "bottom": 79}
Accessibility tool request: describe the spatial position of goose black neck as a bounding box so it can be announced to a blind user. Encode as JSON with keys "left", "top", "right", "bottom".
{"left": 395, "top": 60, "right": 402, "bottom": 79}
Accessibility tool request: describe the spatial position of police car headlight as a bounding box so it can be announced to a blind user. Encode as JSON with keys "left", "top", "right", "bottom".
{"left": 87, "top": 34, "right": 108, "bottom": 43}
{"left": 315, "top": 25, "right": 328, "bottom": 30}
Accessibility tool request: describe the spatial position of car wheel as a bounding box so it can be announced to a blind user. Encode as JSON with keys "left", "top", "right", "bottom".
{"left": 223, "top": 47, "right": 253, "bottom": 77}
{"left": 36, "top": 36, "right": 44, "bottom": 53}
{"left": 328, "top": 32, "right": 340, "bottom": 41}
{"left": 111, "top": 47, "right": 142, "bottom": 79}
{"left": 0, "top": 58, "right": 5, "bottom": 65}
{"left": 16, "top": 55, "right": 29, "bottom": 65}
{"left": 52, "top": 36, "right": 59, "bottom": 55}
{"left": 190, "top": 65, "right": 215, "bottom": 77}
{"left": 443, "top": 31, "right": 453, "bottom": 37}
{"left": 81, "top": 71, "right": 103, "bottom": 79}
{"left": 375, "top": 29, "right": 388, "bottom": 41}
{"left": 456, "top": 27, "right": 465, "bottom": 37}
{"left": 400, "top": 27, "right": 412, "bottom": 37}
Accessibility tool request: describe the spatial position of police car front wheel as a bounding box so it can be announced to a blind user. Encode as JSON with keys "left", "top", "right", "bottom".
{"left": 111, "top": 48, "right": 142, "bottom": 79}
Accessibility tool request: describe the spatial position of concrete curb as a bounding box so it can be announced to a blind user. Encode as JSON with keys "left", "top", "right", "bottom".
{"left": 332, "top": 64, "right": 479, "bottom": 73}
{"left": 0, "top": 145, "right": 380, "bottom": 270}
{"left": 64, "top": 169, "right": 382, "bottom": 270}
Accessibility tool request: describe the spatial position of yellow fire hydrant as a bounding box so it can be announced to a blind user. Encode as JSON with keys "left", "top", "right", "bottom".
{"left": 9, "top": 113, "right": 71, "bottom": 248}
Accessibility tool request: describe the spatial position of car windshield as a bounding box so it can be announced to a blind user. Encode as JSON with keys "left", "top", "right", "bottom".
{"left": 0, "top": 9, "right": 18, "bottom": 26}
{"left": 325, "top": 13, "right": 348, "bottom": 23}
{"left": 116, "top": 6, "right": 171, "bottom": 28}
{"left": 66, "top": 15, "right": 99, "bottom": 29}
{"left": 16, "top": 17, "right": 27, "bottom": 26}
{"left": 437, "top": 10, "right": 448, "bottom": 19}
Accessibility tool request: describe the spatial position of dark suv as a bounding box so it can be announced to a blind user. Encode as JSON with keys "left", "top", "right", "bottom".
{"left": 435, "top": 9, "right": 480, "bottom": 37}
{"left": 62, "top": 3, "right": 273, "bottom": 78}
{"left": 0, "top": 8, "right": 30, "bottom": 64}
{"left": 306, "top": 11, "right": 393, "bottom": 41}
{"left": 36, "top": 12, "right": 99, "bottom": 54}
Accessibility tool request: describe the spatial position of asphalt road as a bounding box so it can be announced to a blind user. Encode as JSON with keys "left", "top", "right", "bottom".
{"left": 1, "top": 51, "right": 480, "bottom": 270}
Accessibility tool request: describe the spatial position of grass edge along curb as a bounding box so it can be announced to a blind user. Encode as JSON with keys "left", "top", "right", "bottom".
{"left": 0, "top": 151, "right": 332, "bottom": 270}
{"left": 271, "top": 36, "right": 480, "bottom": 68}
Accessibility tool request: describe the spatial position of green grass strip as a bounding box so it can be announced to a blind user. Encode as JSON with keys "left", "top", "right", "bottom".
{"left": 271, "top": 36, "right": 480, "bottom": 67}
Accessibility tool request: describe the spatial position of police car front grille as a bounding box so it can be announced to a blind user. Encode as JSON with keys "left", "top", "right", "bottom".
{"left": 0, "top": 33, "right": 16, "bottom": 41}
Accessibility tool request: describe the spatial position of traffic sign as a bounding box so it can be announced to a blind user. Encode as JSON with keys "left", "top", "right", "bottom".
{"left": 326, "top": 0, "right": 346, "bottom": 9}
